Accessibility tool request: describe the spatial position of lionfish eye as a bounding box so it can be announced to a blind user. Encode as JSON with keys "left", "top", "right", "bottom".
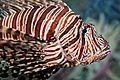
{"left": 83, "top": 28, "right": 87, "bottom": 34}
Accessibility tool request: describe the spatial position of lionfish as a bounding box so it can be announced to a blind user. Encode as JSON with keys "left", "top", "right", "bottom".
{"left": 0, "top": 0, "right": 110, "bottom": 80}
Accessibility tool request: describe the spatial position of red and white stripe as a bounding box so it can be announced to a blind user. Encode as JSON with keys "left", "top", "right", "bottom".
{"left": 1, "top": 2, "right": 110, "bottom": 67}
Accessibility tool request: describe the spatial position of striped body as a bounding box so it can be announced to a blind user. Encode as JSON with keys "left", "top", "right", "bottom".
{"left": 1, "top": 4, "right": 77, "bottom": 41}
{"left": 0, "top": 0, "right": 110, "bottom": 80}
{"left": 1, "top": 3, "right": 82, "bottom": 66}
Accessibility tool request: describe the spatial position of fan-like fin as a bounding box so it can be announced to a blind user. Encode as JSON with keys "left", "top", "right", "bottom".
{"left": 0, "top": 39, "right": 60, "bottom": 80}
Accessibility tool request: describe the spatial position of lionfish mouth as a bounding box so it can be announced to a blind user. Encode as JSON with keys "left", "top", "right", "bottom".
{"left": 86, "top": 35, "right": 111, "bottom": 64}
{"left": 87, "top": 49, "right": 111, "bottom": 64}
{"left": 93, "top": 37, "right": 111, "bottom": 62}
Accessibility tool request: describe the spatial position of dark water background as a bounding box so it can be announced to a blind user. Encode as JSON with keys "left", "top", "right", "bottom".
{"left": 50, "top": 0, "right": 120, "bottom": 80}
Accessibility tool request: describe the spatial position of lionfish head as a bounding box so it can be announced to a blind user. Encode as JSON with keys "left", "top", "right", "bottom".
{"left": 79, "top": 23, "right": 110, "bottom": 64}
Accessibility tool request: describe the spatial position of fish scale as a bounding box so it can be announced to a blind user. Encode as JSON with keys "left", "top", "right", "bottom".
{"left": 0, "top": 0, "right": 110, "bottom": 80}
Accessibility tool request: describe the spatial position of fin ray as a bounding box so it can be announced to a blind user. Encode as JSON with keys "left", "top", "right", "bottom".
{"left": 0, "top": 39, "right": 60, "bottom": 79}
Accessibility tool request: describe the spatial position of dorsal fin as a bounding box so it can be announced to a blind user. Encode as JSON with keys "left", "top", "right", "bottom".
{"left": 15, "top": 0, "right": 65, "bottom": 6}
{"left": 0, "top": 0, "right": 23, "bottom": 16}
{"left": 0, "top": 0, "right": 66, "bottom": 16}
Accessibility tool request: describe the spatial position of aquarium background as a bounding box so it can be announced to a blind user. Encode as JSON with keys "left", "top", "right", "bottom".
{"left": 50, "top": 0, "right": 120, "bottom": 80}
